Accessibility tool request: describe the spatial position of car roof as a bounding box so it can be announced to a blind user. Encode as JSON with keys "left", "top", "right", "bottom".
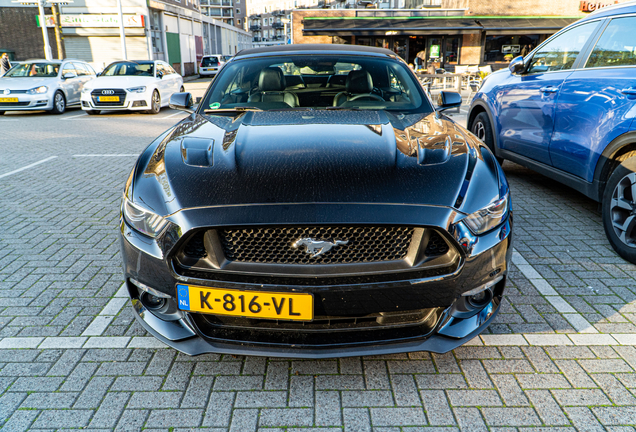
{"left": 235, "top": 44, "right": 397, "bottom": 59}
{"left": 25, "top": 59, "right": 61, "bottom": 64}
{"left": 583, "top": 0, "right": 636, "bottom": 20}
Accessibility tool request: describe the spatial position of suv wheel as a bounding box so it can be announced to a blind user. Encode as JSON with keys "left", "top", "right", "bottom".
{"left": 51, "top": 91, "right": 66, "bottom": 114}
{"left": 603, "top": 156, "right": 636, "bottom": 263}
{"left": 471, "top": 112, "right": 503, "bottom": 165}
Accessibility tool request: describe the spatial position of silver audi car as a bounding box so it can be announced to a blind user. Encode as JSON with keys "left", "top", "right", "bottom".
{"left": 0, "top": 59, "right": 96, "bottom": 115}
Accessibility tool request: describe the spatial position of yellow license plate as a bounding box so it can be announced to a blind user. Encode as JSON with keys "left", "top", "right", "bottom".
{"left": 98, "top": 96, "right": 119, "bottom": 102}
{"left": 0, "top": 97, "right": 19, "bottom": 102}
{"left": 176, "top": 284, "right": 313, "bottom": 321}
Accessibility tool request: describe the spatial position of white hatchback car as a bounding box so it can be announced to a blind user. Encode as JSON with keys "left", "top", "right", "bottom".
{"left": 81, "top": 60, "right": 184, "bottom": 114}
{"left": 199, "top": 55, "right": 231, "bottom": 77}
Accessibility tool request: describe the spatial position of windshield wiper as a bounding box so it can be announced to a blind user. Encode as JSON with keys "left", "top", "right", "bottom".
{"left": 324, "top": 106, "right": 363, "bottom": 111}
{"left": 203, "top": 107, "right": 263, "bottom": 114}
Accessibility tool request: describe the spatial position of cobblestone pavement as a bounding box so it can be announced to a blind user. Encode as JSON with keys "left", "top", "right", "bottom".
{"left": 0, "top": 81, "right": 635, "bottom": 431}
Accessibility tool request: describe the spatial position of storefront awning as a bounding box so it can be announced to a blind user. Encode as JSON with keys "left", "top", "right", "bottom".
{"left": 302, "top": 16, "right": 581, "bottom": 36}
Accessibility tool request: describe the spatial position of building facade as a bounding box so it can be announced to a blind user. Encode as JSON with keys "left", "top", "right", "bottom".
{"left": 247, "top": 0, "right": 323, "bottom": 46}
{"left": 292, "top": 0, "right": 628, "bottom": 69}
{"left": 0, "top": 0, "right": 251, "bottom": 74}
{"left": 199, "top": 0, "right": 247, "bottom": 30}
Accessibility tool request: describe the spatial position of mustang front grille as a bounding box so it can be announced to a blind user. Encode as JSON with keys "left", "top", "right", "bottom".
{"left": 219, "top": 226, "right": 414, "bottom": 264}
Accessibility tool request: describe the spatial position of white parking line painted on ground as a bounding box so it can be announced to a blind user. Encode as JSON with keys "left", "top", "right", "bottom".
{"left": 512, "top": 249, "right": 598, "bottom": 334}
{"left": 81, "top": 316, "right": 115, "bottom": 337}
{"left": 0, "top": 119, "right": 19, "bottom": 122}
{"left": 61, "top": 113, "right": 89, "bottom": 120}
{"left": 99, "top": 297, "right": 128, "bottom": 316}
{"left": 73, "top": 154, "right": 139, "bottom": 157}
{"left": 0, "top": 156, "right": 57, "bottom": 180}
{"left": 154, "top": 112, "right": 186, "bottom": 119}
{"left": 80, "top": 283, "right": 129, "bottom": 337}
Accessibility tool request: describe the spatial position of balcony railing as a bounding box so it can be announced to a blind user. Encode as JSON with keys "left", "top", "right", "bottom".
{"left": 250, "top": 24, "right": 261, "bottom": 31}
{"left": 272, "top": 22, "right": 284, "bottom": 29}
{"left": 272, "top": 10, "right": 285, "bottom": 16}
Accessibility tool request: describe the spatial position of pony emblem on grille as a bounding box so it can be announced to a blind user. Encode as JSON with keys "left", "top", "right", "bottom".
{"left": 292, "top": 238, "right": 349, "bottom": 258}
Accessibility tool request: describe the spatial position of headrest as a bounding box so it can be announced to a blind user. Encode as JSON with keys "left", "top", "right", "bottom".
{"left": 259, "top": 67, "right": 286, "bottom": 92}
{"left": 346, "top": 70, "right": 373, "bottom": 94}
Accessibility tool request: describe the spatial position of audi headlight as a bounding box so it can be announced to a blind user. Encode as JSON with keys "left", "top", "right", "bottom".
{"left": 27, "top": 86, "right": 48, "bottom": 94}
{"left": 81, "top": 87, "right": 91, "bottom": 94}
{"left": 463, "top": 193, "right": 509, "bottom": 235}
{"left": 127, "top": 86, "right": 146, "bottom": 93}
{"left": 122, "top": 197, "right": 169, "bottom": 238}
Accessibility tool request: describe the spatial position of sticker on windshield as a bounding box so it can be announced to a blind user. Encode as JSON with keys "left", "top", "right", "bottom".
{"left": 209, "top": 102, "right": 220, "bottom": 110}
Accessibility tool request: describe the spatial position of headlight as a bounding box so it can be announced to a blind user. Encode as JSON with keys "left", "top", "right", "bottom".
{"left": 127, "top": 86, "right": 146, "bottom": 93}
{"left": 27, "top": 86, "right": 48, "bottom": 94}
{"left": 81, "top": 87, "right": 91, "bottom": 94}
{"left": 122, "top": 197, "right": 169, "bottom": 238}
{"left": 463, "top": 193, "right": 509, "bottom": 235}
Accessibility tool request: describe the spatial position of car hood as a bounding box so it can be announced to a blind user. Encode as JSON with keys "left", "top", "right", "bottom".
{"left": 131, "top": 110, "right": 503, "bottom": 218}
{"left": 85, "top": 76, "right": 156, "bottom": 89}
{"left": 0, "top": 76, "right": 56, "bottom": 90}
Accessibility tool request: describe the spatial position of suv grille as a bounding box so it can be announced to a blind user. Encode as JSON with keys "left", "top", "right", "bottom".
{"left": 91, "top": 89, "right": 126, "bottom": 106}
{"left": 219, "top": 226, "right": 413, "bottom": 264}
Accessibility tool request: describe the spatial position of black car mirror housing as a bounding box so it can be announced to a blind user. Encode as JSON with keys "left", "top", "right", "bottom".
{"left": 436, "top": 91, "right": 462, "bottom": 112}
{"left": 170, "top": 92, "right": 195, "bottom": 113}
{"left": 508, "top": 56, "right": 525, "bottom": 74}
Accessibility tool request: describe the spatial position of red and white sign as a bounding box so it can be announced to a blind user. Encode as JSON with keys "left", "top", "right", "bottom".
{"left": 37, "top": 14, "right": 145, "bottom": 28}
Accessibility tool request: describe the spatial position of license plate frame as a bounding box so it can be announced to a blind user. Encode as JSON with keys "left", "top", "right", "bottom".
{"left": 176, "top": 284, "right": 313, "bottom": 321}
{"left": 0, "top": 97, "right": 19, "bottom": 103}
{"left": 98, "top": 96, "right": 120, "bottom": 102}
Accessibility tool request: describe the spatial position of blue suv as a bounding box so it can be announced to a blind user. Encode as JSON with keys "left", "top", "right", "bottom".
{"left": 468, "top": 3, "right": 636, "bottom": 263}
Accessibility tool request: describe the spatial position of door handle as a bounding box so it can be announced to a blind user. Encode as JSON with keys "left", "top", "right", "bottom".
{"left": 540, "top": 86, "right": 559, "bottom": 93}
{"left": 621, "top": 88, "right": 636, "bottom": 95}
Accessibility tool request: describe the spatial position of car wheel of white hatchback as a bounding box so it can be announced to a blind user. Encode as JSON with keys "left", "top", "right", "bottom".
{"left": 51, "top": 91, "right": 66, "bottom": 114}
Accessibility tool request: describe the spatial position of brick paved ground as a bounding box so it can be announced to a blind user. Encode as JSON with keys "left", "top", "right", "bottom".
{"left": 0, "top": 81, "right": 634, "bottom": 430}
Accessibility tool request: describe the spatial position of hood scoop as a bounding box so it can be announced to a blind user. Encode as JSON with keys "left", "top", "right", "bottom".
{"left": 181, "top": 138, "right": 214, "bottom": 167}
{"left": 417, "top": 135, "right": 452, "bottom": 165}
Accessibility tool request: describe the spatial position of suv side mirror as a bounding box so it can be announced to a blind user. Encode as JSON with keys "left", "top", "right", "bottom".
{"left": 508, "top": 56, "right": 525, "bottom": 74}
{"left": 170, "top": 92, "right": 195, "bottom": 113}
{"left": 436, "top": 91, "right": 462, "bottom": 112}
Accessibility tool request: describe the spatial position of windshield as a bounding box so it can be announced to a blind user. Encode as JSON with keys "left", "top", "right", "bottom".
{"left": 102, "top": 61, "right": 154, "bottom": 77}
{"left": 202, "top": 57, "right": 219, "bottom": 66}
{"left": 200, "top": 54, "right": 430, "bottom": 113}
{"left": 5, "top": 63, "right": 59, "bottom": 78}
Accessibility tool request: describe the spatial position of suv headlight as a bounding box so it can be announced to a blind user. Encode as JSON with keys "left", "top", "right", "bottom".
{"left": 127, "top": 86, "right": 146, "bottom": 93}
{"left": 27, "top": 86, "right": 48, "bottom": 94}
{"left": 122, "top": 197, "right": 169, "bottom": 238}
{"left": 463, "top": 193, "right": 509, "bottom": 235}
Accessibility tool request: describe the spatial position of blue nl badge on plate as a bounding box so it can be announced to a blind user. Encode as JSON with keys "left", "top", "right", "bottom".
{"left": 177, "top": 284, "right": 190, "bottom": 310}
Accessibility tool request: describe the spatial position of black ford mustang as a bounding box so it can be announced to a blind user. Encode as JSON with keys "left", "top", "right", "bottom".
{"left": 119, "top": 44, "right": 512, "bottom": 358}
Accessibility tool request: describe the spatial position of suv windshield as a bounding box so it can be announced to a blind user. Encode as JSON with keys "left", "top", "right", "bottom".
{"left": 201, "top": 54, "right": 430, "bottom": 113}
{"left": 102, "top": 61, "right": 154, "bottom": 77}
{"left": 5, "top": 63, "right": 59, "bottom": 77}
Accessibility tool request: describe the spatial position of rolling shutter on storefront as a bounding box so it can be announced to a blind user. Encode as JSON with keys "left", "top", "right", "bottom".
{"left": 64, "top": 36, "right": 149, "bottom": 70}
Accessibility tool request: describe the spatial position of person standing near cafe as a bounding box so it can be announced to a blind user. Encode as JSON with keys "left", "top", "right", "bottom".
{"left": 1, "top": 53, "right": 12, "bottom": 76}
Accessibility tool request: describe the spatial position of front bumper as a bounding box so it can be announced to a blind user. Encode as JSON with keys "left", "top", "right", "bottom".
{"left": 81, "top": 91, "right": 151, "bottom": 111}
{"left": 0, "top": 92, "right": 53, "bottom": 111}
{"left": 120, "top": 207, "right": 512, "bottom": 357}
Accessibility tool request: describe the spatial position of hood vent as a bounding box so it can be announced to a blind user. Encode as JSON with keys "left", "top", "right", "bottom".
{"left": 181, "top": 138, "right": 214, "bottom": 167}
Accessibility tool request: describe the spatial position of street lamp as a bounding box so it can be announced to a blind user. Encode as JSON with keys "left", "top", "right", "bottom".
{"left": 12, "top": 0, "right": 73, "bottom": 60}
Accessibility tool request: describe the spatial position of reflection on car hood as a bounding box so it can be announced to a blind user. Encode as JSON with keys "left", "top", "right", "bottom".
{"left": 84, "top": 76, "right": 158, "bottom": 89}
{"left": 0, "top": 76, "right": 57, "bottom": 90}
{"left": 131, "top": 110, "right": 501, "bottom": 217}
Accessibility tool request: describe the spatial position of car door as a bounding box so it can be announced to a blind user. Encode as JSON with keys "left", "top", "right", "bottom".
{"left": 154, "top": 62, "right": 170, "bottom": 102}
{"left": 60, "top": 62, "right": 81, "bottom": 104}
{"left": 550, "top": 16, "right": 636, "bottom": 182}
{"left": 496, "top": 21, "right": 600, "bottom": 165}
{"left": 72, "top": 62, "right": 93, "bottom": 90}
{"left": 166, "top": 63, "right": 182, "bottom": 94}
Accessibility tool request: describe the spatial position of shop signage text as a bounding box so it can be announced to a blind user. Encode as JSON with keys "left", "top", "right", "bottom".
{"left": 36, "top": 14, "right": 145, "bottom": 28}
{"left": 579, "top": 1, "right": 618, "bottom": 12}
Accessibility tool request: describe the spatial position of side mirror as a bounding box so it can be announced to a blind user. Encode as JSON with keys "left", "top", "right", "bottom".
{"left": 63, "top": 72, "right": 76, "bottom": 79}
{"left": 436, "top": 91, "right": 462, "bottom": 112}
{"left": 508, "top": 56, "right": 525, "bottom": 74}
{"left": 170, "top": 92, "right": 194, "bottom": 113}
{"left": 157, "top": 71, "right": 163, "bottom": 79}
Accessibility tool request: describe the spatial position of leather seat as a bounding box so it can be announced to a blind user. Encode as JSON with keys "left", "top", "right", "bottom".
{"left": 248, "top": 67, "right": 299, "bottom": 107}
{"left": 333, "top": 70, "right": 375, "bottom": 106}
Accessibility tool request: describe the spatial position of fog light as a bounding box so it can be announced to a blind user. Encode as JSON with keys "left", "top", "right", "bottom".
{"left": 467, "top": 288, "right": 493, "bottom": 308}
{"left": 143, "top": 292, "right": 166, "bottom": 310}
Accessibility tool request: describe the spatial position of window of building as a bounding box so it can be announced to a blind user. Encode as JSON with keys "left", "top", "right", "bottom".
{"left": 484, "top": 34, "right": 542, "bottom": 63}
{"left": 586, "top": 17, "right": 636, "bottom": 68}
{"left": 237, "top": 19, "right": 241, "bottom": 24}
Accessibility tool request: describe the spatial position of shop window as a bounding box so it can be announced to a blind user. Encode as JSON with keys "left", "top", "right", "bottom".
{"left": 484, "top": 34, "right": 542, "bottom": 63}
{"left": 586, "top": 17, "right": 636, "bottom": 68}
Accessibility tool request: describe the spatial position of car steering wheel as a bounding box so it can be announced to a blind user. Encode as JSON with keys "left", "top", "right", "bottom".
{"left": 349, "top": 93, "right": 385, "bottom": 102}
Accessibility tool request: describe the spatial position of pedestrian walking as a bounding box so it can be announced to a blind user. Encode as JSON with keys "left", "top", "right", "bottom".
{"left": 1, "top": 53, "right": 12, "bottom": 76}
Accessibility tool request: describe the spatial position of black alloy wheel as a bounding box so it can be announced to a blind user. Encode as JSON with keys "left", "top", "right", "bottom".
{"left": 147, "top": 90, "right": 161, "bottom": 114}
{"left": 471, "top": 112, "right": 503, "bottom": 165}
{"left": 603, "top": 156, "right": 636, "bottom": 263}
{"left": 51, "top": 91, "right": 66, "bottom": 114}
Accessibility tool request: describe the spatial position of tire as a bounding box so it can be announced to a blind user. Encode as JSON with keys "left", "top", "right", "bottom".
{"left": 146, "top": 90, "right": 160, "bottom": 114}
{"left": 85, "top": 110, "right": 100, "bottom": 115}
{"left": 471, "top": 112, "right": 503, "bottom": 165}
{"left": 51, "top": 91, "right": 66, "bottom": 114}
{"left": 602, "top": 156, "right": 636, "bottom": 264}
